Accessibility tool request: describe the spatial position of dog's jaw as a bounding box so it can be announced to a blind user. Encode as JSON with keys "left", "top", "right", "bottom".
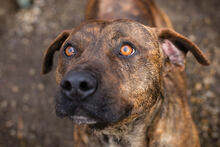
{"left": 70, "top": 116, "right": 97, "bottom": 125}
{"left": 68, "top": 107, "right": 98, "bottom": 124}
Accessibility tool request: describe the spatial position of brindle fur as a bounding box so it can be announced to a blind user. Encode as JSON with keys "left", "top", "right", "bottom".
{"left": 42, "top": 0, "right": 210, "bottom": 146}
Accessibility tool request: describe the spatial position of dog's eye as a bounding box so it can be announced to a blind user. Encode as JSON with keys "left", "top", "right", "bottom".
{"left": 64, "top": 46, "right": 76, "bottom": 57}
{"left": 119, "top": 44, "right": 135, "bottom": 56}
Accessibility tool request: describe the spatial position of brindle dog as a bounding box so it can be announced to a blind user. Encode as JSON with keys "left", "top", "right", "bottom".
{"left": 42, "top": 0, "right": 210, "bottom": 146}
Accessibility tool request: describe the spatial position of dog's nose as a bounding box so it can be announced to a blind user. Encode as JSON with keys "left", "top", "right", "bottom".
{"left": 60, "top": 71, "right": 97, "bottom": 100}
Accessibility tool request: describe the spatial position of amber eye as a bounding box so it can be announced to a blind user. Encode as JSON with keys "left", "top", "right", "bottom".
{"left": 119, "top": 44, "right": 135, "bottom": 56}
{"left": 64, "top": 46, "right": 75, "bottom": 57}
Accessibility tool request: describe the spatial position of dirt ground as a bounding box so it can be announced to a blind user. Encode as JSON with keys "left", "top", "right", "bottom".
{"left": 0, "top": 0, "right": 219, "bottom": 147}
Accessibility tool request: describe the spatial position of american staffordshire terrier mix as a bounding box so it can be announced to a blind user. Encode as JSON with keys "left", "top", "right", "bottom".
{"left": 42, "top": 0, "right": 210, "bottom": 146}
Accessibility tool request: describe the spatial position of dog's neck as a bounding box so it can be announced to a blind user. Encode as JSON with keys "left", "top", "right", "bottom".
{"left": 146, "top": 69, "right": 199, "bottom": 146}
{"left": 97, "top": 95, "right": 163, "bottom": 147}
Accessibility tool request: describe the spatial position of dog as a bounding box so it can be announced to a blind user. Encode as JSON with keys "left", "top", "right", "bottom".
{"left": 42, "top": 0, "right": 210, "bottom": 146}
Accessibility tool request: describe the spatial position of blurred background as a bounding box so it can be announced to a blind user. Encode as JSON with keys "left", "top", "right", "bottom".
{"left": 0, "top": 0, "right": 219, "bottom": 147}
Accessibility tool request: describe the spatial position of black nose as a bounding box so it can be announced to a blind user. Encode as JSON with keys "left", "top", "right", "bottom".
{"left": 60, "top": 71, "right": 97, "bottom": 100}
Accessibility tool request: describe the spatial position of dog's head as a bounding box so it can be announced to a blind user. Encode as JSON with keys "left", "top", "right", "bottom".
{"left": 42, "top": 20, "right": 209, "bottom": 129}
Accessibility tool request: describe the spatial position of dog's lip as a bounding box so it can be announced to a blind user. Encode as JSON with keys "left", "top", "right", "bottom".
{"left": 68, "top": 107, "right": 99, "bottom": 125}
{"left": 69, "top": 115, "right": 97, "bottom": 124}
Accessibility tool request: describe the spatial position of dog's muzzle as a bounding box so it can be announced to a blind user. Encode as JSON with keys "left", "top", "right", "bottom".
{"left": 55, "top": 70, "right": 132, "bottom": 126}
{"left": 56, "top": 71, "right": 99, "bottom": 124}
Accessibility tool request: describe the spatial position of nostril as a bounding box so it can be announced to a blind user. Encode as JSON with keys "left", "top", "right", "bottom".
{"left": 61, "top": 80, "right": 72, "bottom": 91}
{"left": 79, "top": 81, "right": 92, "bottom": 91}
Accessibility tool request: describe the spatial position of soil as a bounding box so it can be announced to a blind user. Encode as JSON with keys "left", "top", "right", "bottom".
{"left": 0, "top": 0, "right": 219, "bottom": 147}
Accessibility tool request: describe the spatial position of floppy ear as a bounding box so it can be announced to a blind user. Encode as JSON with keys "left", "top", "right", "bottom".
{"left": 154, "top": 28, "right": 210, "bottom": 70}
{"left": 41, "top": 30, "right": 71, "bottom": 74}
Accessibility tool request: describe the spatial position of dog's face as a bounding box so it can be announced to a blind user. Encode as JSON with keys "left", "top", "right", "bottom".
{"left": 42, "top": 20, "right": 209, "bottom": 129}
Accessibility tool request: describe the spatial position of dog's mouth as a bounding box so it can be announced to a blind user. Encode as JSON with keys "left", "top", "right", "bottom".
{"left": 55, "top": 88, "right": 133, "bottom": 128}
{"left": 68, "top": 107, "right": 100, "bottom": 125}
{"left": 70, "top": 115, "right": 97, "bottom": 124}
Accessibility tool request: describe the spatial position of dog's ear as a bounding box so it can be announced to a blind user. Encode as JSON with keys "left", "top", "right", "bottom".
{"left": 42, "top": 30, "right": 71, "bottom": 74}
{"left": 154, "top": 28, "right": 210, "bottom": 70}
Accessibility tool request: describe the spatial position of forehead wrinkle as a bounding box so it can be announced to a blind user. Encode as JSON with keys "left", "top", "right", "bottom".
{"left": 111, "top": 30, "right": 125, "bottom": 41}
{"left": 71, "top": 25, "right": 107, "bottom": 52}
{"left": 72, "top": 30, "right": 96, "bottom": 43}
